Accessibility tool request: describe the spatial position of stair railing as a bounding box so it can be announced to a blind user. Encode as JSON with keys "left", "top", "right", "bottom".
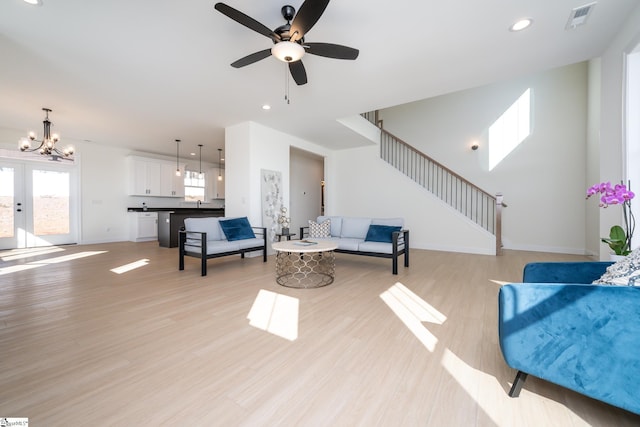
{"left": 362, "top": 112, "right": 505, "bottom": 255}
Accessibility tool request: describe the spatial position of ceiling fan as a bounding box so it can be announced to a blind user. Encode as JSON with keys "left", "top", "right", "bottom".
{"left": 214, "top": 1, "right": 359, "bottom": 86}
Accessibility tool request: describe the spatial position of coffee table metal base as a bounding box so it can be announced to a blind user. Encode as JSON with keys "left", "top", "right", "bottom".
{"left": 275, "top": 250, "right": 335, "bottom": 288}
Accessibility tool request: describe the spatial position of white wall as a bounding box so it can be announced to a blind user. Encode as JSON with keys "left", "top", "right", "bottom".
{"left": 224, "top": 121, "right": 331, "bottom": 237}
{"left": 377, "top": 63, "right": 589, "bottom": 254}
{"left": 585, "top": 59, "right": 602, "bottom": 256}
{"left": 597, "top": 5, "right": 640, "bottom": 259}
{"left": 330, "top": 143, "right": 495, "bottom": 254}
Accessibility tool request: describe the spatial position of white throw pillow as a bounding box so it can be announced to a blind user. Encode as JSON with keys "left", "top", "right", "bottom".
{"left": 309, "top": 219, "right": 331, "bottom": 238}
{"left": 593, "top": 247, "right": 640, "bottom": 286}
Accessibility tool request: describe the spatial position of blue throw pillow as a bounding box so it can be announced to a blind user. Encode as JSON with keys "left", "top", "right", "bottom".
{"left": 365, "top": 225, "right": 402, "bottom": 243}
{"left": 219, "top": 217, "right": 256, "bottom": 241}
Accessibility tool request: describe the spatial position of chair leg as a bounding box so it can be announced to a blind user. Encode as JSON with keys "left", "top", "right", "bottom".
{"left": 508, "top": 371, "right": 528, "bottom": 397}
{"left": 201, "top": 258, "right": 207, "bottom": 276}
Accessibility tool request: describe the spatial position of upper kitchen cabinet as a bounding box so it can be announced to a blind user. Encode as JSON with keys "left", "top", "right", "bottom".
{"left": 129, "top": 157, "right": 161, "bottom": 196}
{"left": 128, "top": 156, "right": 184, "bottom": 197}
{"left": 160, "top": 163, "right": 185, "bottom": 197}
{"left": 207, "top": 167, "right": 225, "bottom": 200}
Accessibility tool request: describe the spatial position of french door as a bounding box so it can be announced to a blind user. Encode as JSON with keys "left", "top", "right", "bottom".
{"left": 0, "top": 160, "right": 78, "bottom": 249}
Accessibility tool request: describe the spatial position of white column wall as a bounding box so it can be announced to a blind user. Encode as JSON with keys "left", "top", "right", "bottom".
{"left": 598, "top": 4, "right": 640, "bottom": 259}
{"left": 224, "top": 121, "right": 331, "bottom": 229}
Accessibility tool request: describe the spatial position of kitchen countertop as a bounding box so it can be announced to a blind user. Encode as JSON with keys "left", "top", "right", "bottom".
{"left": 127, "top": 207, "right": 225, "bottom": 213}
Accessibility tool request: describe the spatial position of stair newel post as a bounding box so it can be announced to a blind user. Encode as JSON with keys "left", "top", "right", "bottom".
{"left": 496, "top": 193, "right": 504, "bottom": 255}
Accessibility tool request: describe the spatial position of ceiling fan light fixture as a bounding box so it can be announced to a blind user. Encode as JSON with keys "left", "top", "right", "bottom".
{"left": 271, "top": 41, "right": 305, "bottom": 63}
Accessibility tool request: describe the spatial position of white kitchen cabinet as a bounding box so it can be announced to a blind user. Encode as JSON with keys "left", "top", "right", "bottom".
{"left": 128, "top": 212, "right": 158, "bottom": 242}
{"left": 129, "top": 157, "right": 162, "bottom": 196}
{"left": 207, "top": 168, "right": 225, "bottom": 200}
{"left": 160, "top": 163, "right": 185, "bottom": 197}
{"left": 128, "top": 156, "right": 185, "bottom": 198}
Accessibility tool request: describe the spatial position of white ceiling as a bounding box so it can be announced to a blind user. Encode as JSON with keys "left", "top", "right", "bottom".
{"left": 1, "top": 0, "right": 638, "bottom": 163}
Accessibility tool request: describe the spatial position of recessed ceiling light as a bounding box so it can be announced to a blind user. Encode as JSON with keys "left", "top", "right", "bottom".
{"left": 23, "top": 0, "right": 43, "bottom": 5}
{"left": 509, "top": 18, "right": 533, "bottom": 32}
{"left": 190, "top": 152, "right": 196, "bottom": 156}
{"left": 262, "top": 104, "right": 271, "bottom": 110}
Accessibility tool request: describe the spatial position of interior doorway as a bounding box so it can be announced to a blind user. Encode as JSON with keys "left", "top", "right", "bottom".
{"left": 289, "top": 147, "right": 324, "bottom": 234}
{"left": 0, "top": 159, "right": 78, "bottom": 249}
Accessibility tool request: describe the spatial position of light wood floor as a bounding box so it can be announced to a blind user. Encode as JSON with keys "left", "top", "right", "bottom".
{"left": 1, "top": 242, "right": 639, "bottom": 426}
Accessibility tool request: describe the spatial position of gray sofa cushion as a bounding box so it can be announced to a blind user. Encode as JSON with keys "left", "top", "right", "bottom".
{"left": 236, "top": 237, "right": 266, "bottom": 250}
{"left": 336, "top": 238, "right": 363, "bottom": 251}
{"left": 358, "top": 241, "right": 395, "bottom": 254}
{"left": 184, "top": 217, "right": 222, "bottom": 241}
{"left": 340, "top": 217, "right": 372, "bottom": 239}
{"left": 185, "top": 240, "right": 239, "bottom": 255}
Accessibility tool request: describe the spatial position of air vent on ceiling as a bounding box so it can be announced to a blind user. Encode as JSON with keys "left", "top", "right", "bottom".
{"left": 565, "top": 2, "right": 597, "bottom": 30}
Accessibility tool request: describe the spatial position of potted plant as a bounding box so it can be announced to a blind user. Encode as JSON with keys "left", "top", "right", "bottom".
{"left": 586, "top": 181, "right": 635, "bottom": 256}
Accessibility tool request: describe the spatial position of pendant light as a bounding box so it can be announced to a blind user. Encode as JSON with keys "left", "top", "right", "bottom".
{"left": 175, "top": 139, "right": 181, "bottom": 177}
{"left": 198, "top": 144, "right": 203, "bottom": 179}
{"left": 218, "top": 148, "right": 223, "bottom": 181}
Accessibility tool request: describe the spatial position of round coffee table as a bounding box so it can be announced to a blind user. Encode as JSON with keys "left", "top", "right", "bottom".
{"left": 271, "top": 240, "right": 339, "bottom": 288}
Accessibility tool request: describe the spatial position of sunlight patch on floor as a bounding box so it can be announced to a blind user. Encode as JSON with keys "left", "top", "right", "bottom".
{"left": 380, "top": 282, "right": 446, "bottom": 352}
{"left": 0, "top": 246, "right": 65, "bottom": 262}
{"left": 489, "top": 279, "right": 511, "bottom": 286}
{"left": 110, "top": 259, "right": 150, "bottom": 274}
{"left": 247, "top": 289, "right": 299, "bottom": 341}
{"left": 441, "top": 348, "right": 502, "bottom": 425}
{"left": 0, "top": 251, "right": 107, "bottom": 276}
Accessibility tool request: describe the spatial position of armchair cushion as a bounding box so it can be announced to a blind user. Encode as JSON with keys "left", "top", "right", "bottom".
{"left": 219, "top": 217, "right": 256, "bottom": 241}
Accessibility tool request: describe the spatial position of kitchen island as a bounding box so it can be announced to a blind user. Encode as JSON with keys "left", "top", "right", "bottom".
{"left": 127, "top": 207, "right": 224, "bottom": 248}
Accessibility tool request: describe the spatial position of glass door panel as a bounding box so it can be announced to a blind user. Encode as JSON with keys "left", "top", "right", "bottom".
{"left": 0, "top": 163, "right": 26, "bottom": 249}
{"left": 32, "top": 169, "right": 70, "bottom": 236}
{"left": 0, "top": 160, "right": 77, "bottom": 249}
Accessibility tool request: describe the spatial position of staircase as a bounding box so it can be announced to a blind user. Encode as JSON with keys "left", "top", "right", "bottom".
{"left": 361, "top": 111, "right": 505, "bottom": 255}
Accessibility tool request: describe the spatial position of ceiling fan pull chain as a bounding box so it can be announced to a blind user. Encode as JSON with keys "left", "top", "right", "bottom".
{"left": 285, "top": 64, "right": 291, "bottom": 104}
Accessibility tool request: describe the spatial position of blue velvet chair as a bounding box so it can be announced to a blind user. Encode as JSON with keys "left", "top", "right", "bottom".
{"left": 498, "top": 262, "right": 640, "bottom": 415}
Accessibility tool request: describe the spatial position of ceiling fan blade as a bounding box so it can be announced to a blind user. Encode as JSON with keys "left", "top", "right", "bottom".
{"left": 304, "top": 42, "right": 359, "bottom": 60}
{"left": 289, "top": 61, "right": 308, "bottom": 85}
{"left": 214, "top": 3, "right": 281, "bottom": 42}
{"left": 289, "top": 0, "right": 330, "bottom": 43}
{"left": 230, "top": 49, "right": 272, "bottom": 68}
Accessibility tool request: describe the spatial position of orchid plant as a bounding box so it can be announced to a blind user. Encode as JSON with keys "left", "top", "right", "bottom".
{"left": 586, "top": 181, "right": 636, "bottom": 255}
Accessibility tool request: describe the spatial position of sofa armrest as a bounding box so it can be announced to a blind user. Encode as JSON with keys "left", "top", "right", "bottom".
{"left": 522, "top": 262, "right": 613, "bottom": 284}
{"left": 498, "top": 283, "right": 640, "bottom": 415}
{"left": 179, "top": 230, "right": 207, "bottom": 255}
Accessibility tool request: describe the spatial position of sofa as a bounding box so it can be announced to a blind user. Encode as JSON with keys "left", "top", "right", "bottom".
{"left": 179, "top": 216, "right": 267, "bottom": 276}
{"left": 498, "top": 261, "right": 640, "bottom": 415}
{"left": 299, "top": 215, "right": 409, "bottom": 274}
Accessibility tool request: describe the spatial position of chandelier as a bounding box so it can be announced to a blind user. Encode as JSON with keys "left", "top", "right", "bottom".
{"left": 19, "top": 108, "right": 74, "bottom": 160}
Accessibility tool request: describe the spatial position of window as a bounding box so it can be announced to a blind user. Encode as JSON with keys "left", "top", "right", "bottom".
{"left": 488, "top": 88, "right": 531, "bottom": 170}
{"left": 183, "top": 170, "right": 205, "bottom": 202}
